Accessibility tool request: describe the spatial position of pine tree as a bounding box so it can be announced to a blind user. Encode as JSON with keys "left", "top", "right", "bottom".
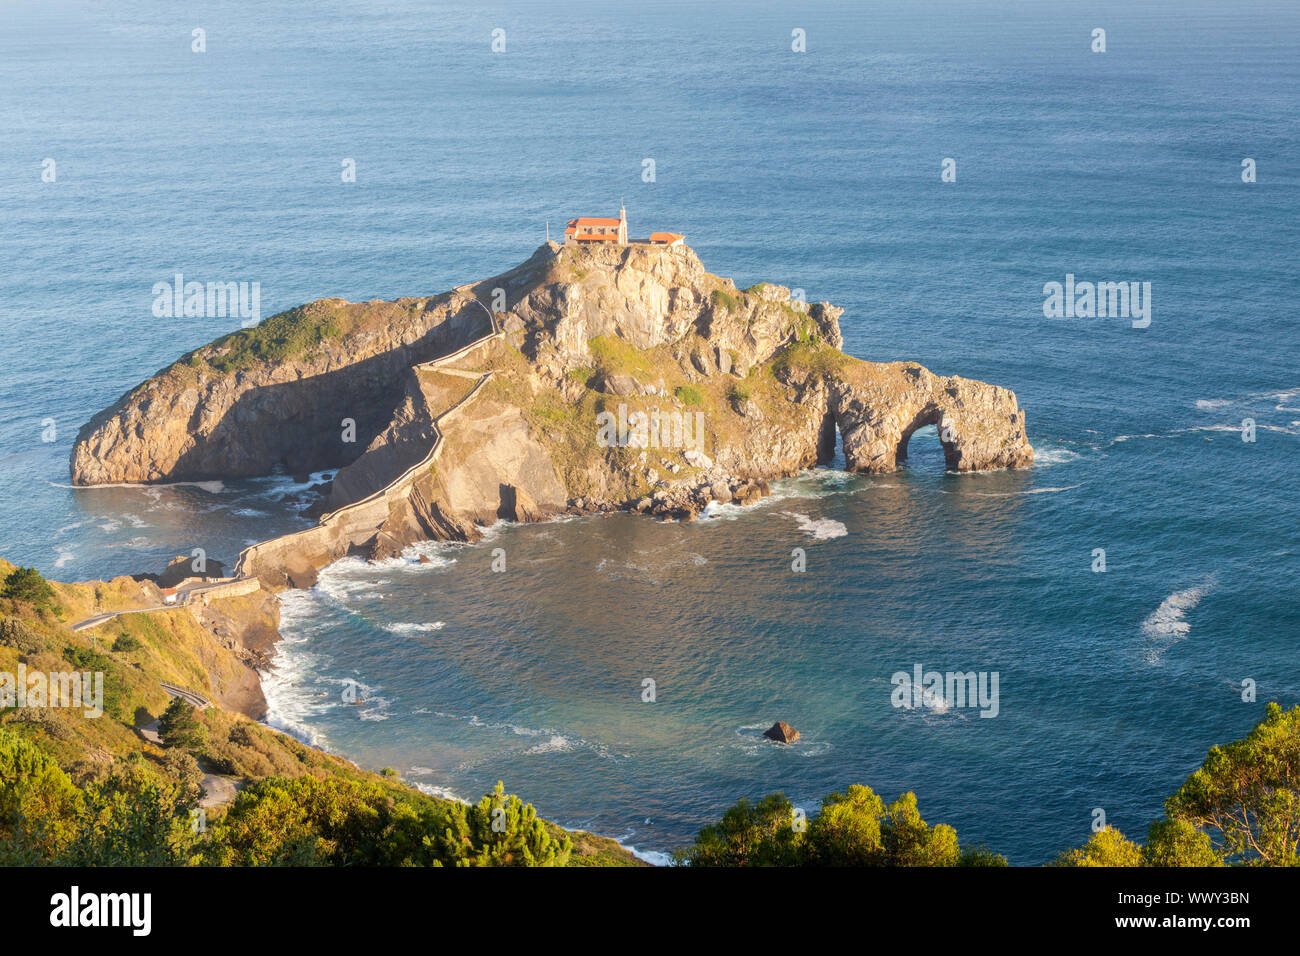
{"left": 158, "top": 696, "right": 206, "bottom": 751}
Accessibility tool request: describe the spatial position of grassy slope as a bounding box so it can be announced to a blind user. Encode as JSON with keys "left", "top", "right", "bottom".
{"left": 0, "top": 560, "right": 644, "bottom": 866}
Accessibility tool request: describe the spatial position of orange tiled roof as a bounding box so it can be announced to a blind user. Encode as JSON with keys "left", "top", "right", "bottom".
{"left": 649, "top": 232, "right": 684, "bottom": 243}
{"left": 568, "top": 217, "right": 621, "bottom": 227}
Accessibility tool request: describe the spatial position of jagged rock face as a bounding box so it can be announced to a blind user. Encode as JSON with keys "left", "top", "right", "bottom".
{"left": 430, "top": 394, "right": 569, "bottom": 524}
{"left": 826, "top": 363, "right": 1033, "bottom": 473}
{"left": 763, "top": 721, "right": 801, "bottom": 744}
{"left": 708, "top": 379, "right": 833, "bottom": 480}
{"left": 508, "top": 242, "right": 843, "bottom": 376}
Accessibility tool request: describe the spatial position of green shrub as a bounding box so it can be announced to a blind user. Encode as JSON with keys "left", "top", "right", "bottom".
{"left": 710, "top": 289, "right": 739, "bottom": 313}
{"left": 112, "top": 634, "right": 141, "bottom": 653}
{"left": 0, "top": 726, "right": 82, "bottom": 864}
{"left": 2, "top": 568, "right": 59, "bottom": 614}
{"left": 60, "top": 645, "right": 132, "bottom": 720}
{"left": 158, "top": 696, "right": 207, "bottom": 751}
{"left": 674, "top": 385, "right": 705, "bottom": 406}
{"left": 0, "top": 618, "right": 45, "bottom": 655}
{"left": 207, "top": 305, "right": 344, "bottom": 374}
{"left": 677, "top": 784, "right": 985, "bottom": 868}
{"left": 567, "top": 366, "right": 597, "bottom": 387}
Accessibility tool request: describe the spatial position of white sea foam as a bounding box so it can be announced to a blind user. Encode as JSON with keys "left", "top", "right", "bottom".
{"left": 1111, "top": 433, "right": 1159, "bottom": 443}
{"left": 412, "top": 781, "right": 472, "bottom": 804}
{"left": 49, "top": 478, "right": 225, "bottom": 493}
{"left": 1195, "top": 386, "right": 1300, "bottom": 414}
{"left": 1031, "top": 446, "right": 1083, "bottom": 466}
{"left": 381, "top": 621, "right": 446, "bottom": 635}
{"left": 1142, "top": 577, "right": 1216, "bottom": 664}
{"left": 783, "top": 511, "right": 848, "bottom": 540}
{"left": 421, "top": 709, "right": 624, "bottom": 760}
{"left": 950, "top": 483, "right": 1082, "bottom": 498}
{"left": 357, "top": 697, "right": 391, "bottom": 721}
{"left": 766, "top": 468, "right": 859, "bottom": 502}
{"left": 733, "top": 722, "right": 832, "bottom": 756}
{"left": 919, "top": 686, "right": 951, "bottom": 712}
{"left": 247, "top": 470, "right": 334, "bottom": 499}
{"left": 259, "top": 588, "right": 340, "bottom": 747}
{"left": 1186, "top": 387, "right": 1300, "bottom": 435}
{"left": 617, "top": 841, "right": 673, "bottom": 867}
{"left": 1142, "top": 586, "right": 1208, "bottom": 639}
{"left": 525, "top": 734, "right": 574, "bottom": 754}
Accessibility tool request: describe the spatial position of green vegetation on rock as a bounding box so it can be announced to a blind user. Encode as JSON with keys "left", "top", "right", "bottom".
{"left": 674, "top": 385, "right": 705, "bottom": 406}
{"left": 204, "top": 304, "right": 345, "bottom": 373}
{"left": 710, "top": 289, "right": 739, "bottom": 313}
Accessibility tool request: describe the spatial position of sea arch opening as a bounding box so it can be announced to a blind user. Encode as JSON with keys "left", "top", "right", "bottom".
{"left": 897, "top": 406, "right": 959, "bottom": 474}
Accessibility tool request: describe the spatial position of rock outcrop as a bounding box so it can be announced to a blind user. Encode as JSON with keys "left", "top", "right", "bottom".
{"left": 73, "top": 241, "right": 1033, "bottom": 588}
{"left": 763, "top": 721, "right": 801, "bottom": 744}
{"left": 71, "top": 296, "right": 491, "bottom": 485}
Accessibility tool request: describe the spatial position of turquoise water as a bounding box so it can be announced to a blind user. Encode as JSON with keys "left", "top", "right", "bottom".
{"left": 1, "top": 0, "right": 1297, "bottom": 863}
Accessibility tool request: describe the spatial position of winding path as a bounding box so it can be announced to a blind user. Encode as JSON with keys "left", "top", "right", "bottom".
{"left": 232, "top": 294, "right": 504, "bottom": 582}
{"left": 69, "top": 577, "right": 240, "bottom": 631}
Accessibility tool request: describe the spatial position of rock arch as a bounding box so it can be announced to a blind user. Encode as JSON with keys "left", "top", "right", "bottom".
{"left": 827, "top": 363, "right": 1033, "bottom": 474}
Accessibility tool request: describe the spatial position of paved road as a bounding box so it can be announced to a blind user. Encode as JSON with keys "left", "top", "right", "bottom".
{"left": 79, "top": 586, "right": 241, "bottom": 809}
{"left": 159, "top": 682, "right": 210, "bottom": 709}
{"left": 69, "top": 579, "right": 230, "bottom": 632}
{"left": 71, "top": 605, "right": 168, "bottom": 631}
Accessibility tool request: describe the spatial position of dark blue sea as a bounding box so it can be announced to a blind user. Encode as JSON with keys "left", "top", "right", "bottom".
{"left": 1, "top": 0, "right": 1297, "bottom": 863}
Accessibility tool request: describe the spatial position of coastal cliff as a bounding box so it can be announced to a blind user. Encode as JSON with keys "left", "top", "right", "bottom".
{"left": 73, "top": 242, "right": 1033, "bottom": 587}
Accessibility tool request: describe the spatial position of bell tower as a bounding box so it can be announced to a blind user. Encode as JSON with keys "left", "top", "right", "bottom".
{"left": 618, "top": 201, "right": 628, "bottom": 245}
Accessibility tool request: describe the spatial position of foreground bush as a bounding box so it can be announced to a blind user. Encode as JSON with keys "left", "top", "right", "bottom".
{"left": 675, "top": 783, "right": 1004, "bottom": 867}
{"left": 0, "top": 725, "right": 569, "bottom": 867}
